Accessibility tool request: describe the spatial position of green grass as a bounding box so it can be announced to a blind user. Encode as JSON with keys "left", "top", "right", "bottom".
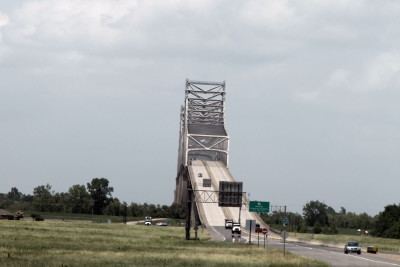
{"left": 29, "top": 212, "right": 185, "bottom": 226}
{"left": 24, "top": 211, "right": 142, "bottom": 223}
{"left": 289, "top": 232, "right": 400, "bottom": 253}
{"left": 0, "top": 220, "right": 327, "bottom": 267}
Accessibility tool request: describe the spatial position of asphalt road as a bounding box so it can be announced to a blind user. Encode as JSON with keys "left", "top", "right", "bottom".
{"left": 208, "top": 226, "right": 400, "bottom": 267}
{"left": 267, "top": 239, "right": 400, "bottom": 267}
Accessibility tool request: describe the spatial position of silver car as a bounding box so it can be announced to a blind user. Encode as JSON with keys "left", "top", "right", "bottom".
{"left": 344, "top": 241, "right": 361, "bottom": 254}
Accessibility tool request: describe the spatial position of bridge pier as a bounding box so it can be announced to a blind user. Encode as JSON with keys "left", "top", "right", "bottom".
{"left": 185, "top": 186, "right": 193, "bottom": 240}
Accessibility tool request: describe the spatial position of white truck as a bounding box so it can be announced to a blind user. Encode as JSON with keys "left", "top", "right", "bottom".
{"left": 225, "top": 219, "right": 233, "bottom": 229}
{"left": 144, "top": 216, "right": 152, "bottom": 226}
{"left": 232, "top": 223, "right": 241, "bottom": 235}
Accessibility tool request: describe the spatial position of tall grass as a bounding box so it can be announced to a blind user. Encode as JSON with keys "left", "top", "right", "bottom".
{"left": 0, "top": 220, "right": 326, "bottom": 267}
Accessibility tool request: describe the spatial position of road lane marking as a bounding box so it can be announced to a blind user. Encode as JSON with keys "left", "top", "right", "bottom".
{"left": 290, "top": 243, "right": 400, "bottom": 266}
{"left": 347, "top": 254, "right": 400, "bottom": 266}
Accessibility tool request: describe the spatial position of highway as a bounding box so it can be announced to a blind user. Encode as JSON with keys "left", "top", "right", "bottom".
{"left": 207, "top": 227, "right": 400, "bottom": 266}
{"left": 267, "top": 239, "right": 400, "bottom": 267}
{"left": 188, "top": 160, "right": 400, "bottom": 266}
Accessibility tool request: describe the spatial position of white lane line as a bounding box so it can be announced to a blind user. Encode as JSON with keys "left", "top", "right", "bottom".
{"left": 348, "top": 254, "right": 400, "bottom": 267}
{"left": 294, "top": 243, "right": 400, "bottom": 266}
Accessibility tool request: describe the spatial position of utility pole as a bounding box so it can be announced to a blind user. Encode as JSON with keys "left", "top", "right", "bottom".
{"left": 283, "top": 205, "right": 287, "bottom": 256}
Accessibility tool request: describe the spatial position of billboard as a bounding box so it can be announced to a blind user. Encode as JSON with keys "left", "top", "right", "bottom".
{"left": 218, "top": 181, "right": 243, "bottom": 207}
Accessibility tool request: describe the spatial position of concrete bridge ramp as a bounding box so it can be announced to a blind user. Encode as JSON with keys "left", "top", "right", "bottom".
{"left": 188, "top": 160, "right": 266, "bottom": 231}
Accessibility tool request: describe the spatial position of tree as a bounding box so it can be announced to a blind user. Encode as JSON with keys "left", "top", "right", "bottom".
{"left": 340, "top": 207, "right": 346, "bottom": 215}
{"left": 303, "top": 200, "right": 332, "bottom": 227}
{"left": 7, "top": 187, "right": 22, "bottom": 201}
{"left": 129, "top": 202, "right": 142, "bottom": 217}
{"left": 68, "top": 184, "right": 91, "bottom": 213}
{"left": 121, "top": 201, "right": 128, "bottom": 224}
{"left": 52, "top": 192, "right": 70, "bottom": 212}
{"left": 373, "top": 204, "right": 400, "bottom": 238}
{"left": 87, "top": 178, "right": 113, "bottom": 215}
{"left": 32, "top": 184, "right": 53, "bottom": 212}
{"left": 104, "top": 198, "right": 121, "bottom": 216}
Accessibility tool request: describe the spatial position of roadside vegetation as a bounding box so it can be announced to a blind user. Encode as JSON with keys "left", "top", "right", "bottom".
{"left": 0, "top": 220, "right": 327, "bottom": 267}
{"left": 1, "top": 181, "right": 399, "bottom": 243}
{"left": 261, "top": 200, "right": 400, "bottom": 240}
{"left": 1, "top": 179, "right": 186, "bottom": 221}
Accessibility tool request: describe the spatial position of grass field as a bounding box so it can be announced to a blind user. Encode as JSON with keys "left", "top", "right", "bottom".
{"left": 0, "top": 220, "right": 327, "bottom": 267}
{"left": 289, "top": 232, "right": 400, "bottom": 253}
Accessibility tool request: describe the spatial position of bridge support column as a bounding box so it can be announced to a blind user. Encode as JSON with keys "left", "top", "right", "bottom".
{"left": 185, "top": 187, "right": 193, "bottom": 240}
{"left": 193, "top": 202, "right": 201, "bottom": 240}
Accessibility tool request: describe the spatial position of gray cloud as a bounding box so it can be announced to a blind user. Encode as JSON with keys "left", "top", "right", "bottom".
{"left": 1, "top": 0, "right": 400, "bottom": 214}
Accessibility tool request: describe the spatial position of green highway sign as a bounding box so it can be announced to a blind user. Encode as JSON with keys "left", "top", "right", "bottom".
{"left": 249, "top": 201, "right": 270, "bottom": 213}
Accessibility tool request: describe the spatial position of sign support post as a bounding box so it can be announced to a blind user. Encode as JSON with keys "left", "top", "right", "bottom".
{"left": 249, "top": 220, "right": 252, "bottom": 244}
{"left": 263, "top": 233, "right": 266, "bottom": 249}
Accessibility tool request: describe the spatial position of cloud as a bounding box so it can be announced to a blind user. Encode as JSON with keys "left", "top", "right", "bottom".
{"left": 0, "top": 12, "right": 10, "bottom": 60}
{"left": 240, "top": 0, "right": 294, "bottom": 28}
{"left": 365, "top": 52, "right": 400, "bottom": 91}
{"left": 6, "top": 0, "right": 132, "bottom": 46}
{"left": 2, "top": 0, "right": 400, "bottom": 214}
{"left": 0, "top": 12, "right": 9, "bottom": 27}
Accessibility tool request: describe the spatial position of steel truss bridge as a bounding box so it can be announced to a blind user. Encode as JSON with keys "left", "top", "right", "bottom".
{"left": 174, "top": 79, "right": 266, "bottom": 240}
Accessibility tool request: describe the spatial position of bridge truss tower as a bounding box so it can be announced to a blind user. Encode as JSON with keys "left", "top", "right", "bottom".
{"left": 174, "top": 79, "right": 230, "bottom": 206}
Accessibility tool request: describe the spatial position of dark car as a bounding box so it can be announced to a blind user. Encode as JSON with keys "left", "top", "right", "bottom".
{"left": 367, "top": 246, "right": 378, "bottom": 254}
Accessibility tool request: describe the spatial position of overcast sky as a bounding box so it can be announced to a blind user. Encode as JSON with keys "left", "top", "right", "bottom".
{"left": 1, "top": 0, "right": 400, "bottom": 215}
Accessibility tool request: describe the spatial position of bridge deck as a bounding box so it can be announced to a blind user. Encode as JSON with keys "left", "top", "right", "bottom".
{"left": 188, "top": 160, "right": 266, "bottom": 230}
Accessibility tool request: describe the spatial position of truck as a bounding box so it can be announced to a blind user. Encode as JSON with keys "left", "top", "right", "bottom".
{"left": 232, "top": 222, "right": 241, "bottom": 235}
{"left": 144, "top": 216, "right": 152, "bottom": 226}
{"left": 225, "top": 219, "right": 233, "bottom": 229}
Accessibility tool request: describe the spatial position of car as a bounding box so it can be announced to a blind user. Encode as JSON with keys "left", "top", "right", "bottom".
{"left": 232, "top": 223, "right": 241, "bottom": 235}
{"left": 367, "top": 246, "right": 378, "bottom": 254}
{"left": 156, "top": 221, "right": 168, "bottom": 226}
{"left": 344, "top": 241, "right": 361, "bottom": 254}
{"left": 225, "top": 219, "right": 233, "bottom": 229}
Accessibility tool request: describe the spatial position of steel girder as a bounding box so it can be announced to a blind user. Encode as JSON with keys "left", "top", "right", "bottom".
{"left": 177, "top": 79, "right": 230, "bottom": 168}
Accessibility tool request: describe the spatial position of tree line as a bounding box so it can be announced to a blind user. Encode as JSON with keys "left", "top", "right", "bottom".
{"left": 2, "top": 182, "right": 399, "bottom": 238}
{"left": 0, "top": 178, "right": 185, "bottom": 219}
{"left": 261, "top": 200, "right": 400, "bottom": 239}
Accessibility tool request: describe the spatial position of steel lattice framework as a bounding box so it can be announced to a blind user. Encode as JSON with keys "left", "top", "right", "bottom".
{"left": 178, "top": 79, "right": 229, "bottom": 168}
{"left": 175, "top": 79, "right": 230, "bottom": 205}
